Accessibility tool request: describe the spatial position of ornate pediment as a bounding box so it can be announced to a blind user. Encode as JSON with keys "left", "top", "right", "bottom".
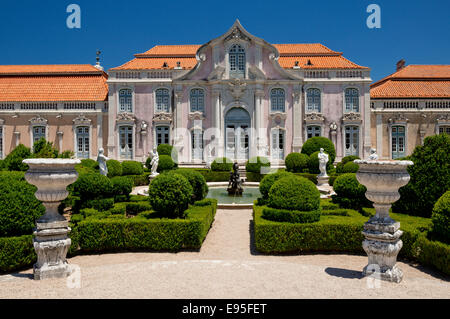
{"left": 305, "top": 112, "right": 325, "bottom": 123}
{"left": 388, "top": 113, "right": 408, "bottom": 124}
{"left": 224, "top": 26, "right": 251, "bottom": 42}
{"left": 270, "top": 112, "right": 287, "bottom": 127}
{"left": 153, "top": 112, "right": 172, "bottom": 124}
{"left": 73, "top": 114, "right": 91, "bottom": 126}
{"left": 342, "top": 112, "right": 362, "bottom": 123}
{"left": 116, "top": 112, "right": 135, "bottom": 124}
{"left": 189, "top": 111, "right": 205, "bottom": 121}
{"left": 29, "top": 115, "right": 47, "bottom": 125}
{"left": 228, "top": 78, "right": 247, "bottom": 101}
{"left": 437, "top": 114, "right": 450, "bottom": 123}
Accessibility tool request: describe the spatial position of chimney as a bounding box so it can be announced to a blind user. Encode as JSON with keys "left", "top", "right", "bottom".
{"left": 396, "top": 59, "right": 405, "bottom": 72}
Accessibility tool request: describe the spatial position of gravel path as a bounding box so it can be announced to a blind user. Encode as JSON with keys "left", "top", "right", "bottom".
{"left": 0, "top": 208, "right": 448, "bottom": 299}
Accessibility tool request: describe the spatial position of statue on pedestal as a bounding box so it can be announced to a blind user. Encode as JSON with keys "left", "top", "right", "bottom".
{"left": 227, "top": 162, "right": 243, "bottom": 195}
{"left": 149, "top": 148, "right": 159, "bottom": 177}
{"left": 369, "top": 148, "right": 379, "bottom": 160}
{"left": 318, "top": 148, "right": 329, "bottom": 177}
{"left": 97, "top": 148, "right": 109, "bottom": 176}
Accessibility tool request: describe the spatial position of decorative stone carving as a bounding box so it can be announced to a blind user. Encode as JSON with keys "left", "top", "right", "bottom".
{"left": 116, "top": 112, "right": 135, "bottom": 124}
{"left": 368, "top": 148, "right": 378, "bottom": 160}
{"left": 354, "top": 159, "right": 414, "bottom": 283}
{"left": 225, "top": 26, "right": 251, "bottom": 42}
{"left": 23, "top": 158, "right": 80, "bottom": 280}
{"left": 342, "top": 112, "right": 362, "bottom": 123}
{"left": 140, "top": 120, "right": 148, "bottom": 135}
{"left": 228, "top": 78, "right": 247, "bottom": 101}
{"left": 189, "top": 111, "right": 205, "bottom": 121}
{"left": 97, "top": 148, "right": 109, "bottom": 176}
{"left": 437, "top": 114, "right": 450, "bottom": 124}
{"left": 29, "top": 115, "right": 48, "bottom": 125}
{"left": 152, "top": 112, "right": 173, "bottom": 124}
{"left": 388, "top": 113, "right": 409, "bottom": 124}
{"left": 72, "top": 114, "right": 91, "bottom": 126}
{"left": 304, "top": 112, "right": 325, "bottom": 124}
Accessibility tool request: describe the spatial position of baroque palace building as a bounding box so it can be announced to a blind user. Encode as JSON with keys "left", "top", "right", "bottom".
{"left": 0, "top": 64, "right": 108, "bottom": 159}
{"left": 106, "top": 20, "right": 372, "bottom": 164}
{"left": 370, "top": 61, "right": 450, "bottom": 159}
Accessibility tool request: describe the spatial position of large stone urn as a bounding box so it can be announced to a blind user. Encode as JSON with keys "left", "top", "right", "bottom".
{"left": 23, "top": 159, "right": 80, "bottom": 280}
{"left": 354, "top": 159, "right": 413, "bottom": 283}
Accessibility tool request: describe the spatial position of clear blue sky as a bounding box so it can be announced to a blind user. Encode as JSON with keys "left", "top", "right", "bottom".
{"left": 0, "top": 0, "right": 448, "bottom": 82}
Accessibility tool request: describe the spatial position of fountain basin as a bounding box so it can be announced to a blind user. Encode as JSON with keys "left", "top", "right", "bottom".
{"left": 206, "top": 183, "right": 261, "bottom": 209}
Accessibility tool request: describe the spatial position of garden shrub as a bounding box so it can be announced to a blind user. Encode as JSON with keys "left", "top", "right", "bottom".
{"left": 293, "top": 172, "right": 318, "bottom": 185}
{"left": 81, "top": 198, "right": 114, "bottom": 212}
{"left": 393, "top": 134, "right": 450, "bottom": 217}
{"left": 259, "top": 171, "right": 293, "bottom": 199}
{"left": 157, "top": 155, "right": 175, "bottom": 172}
{"left": 106, "top": 159, "right": 122, "bottom": 178}
{"left": 245, "top": 156, "right": 270, "bottom": 174}
{"left": 0, "top": 235, "right": 35, "bottom": 273}
{"left": 110, "top": 176, "right": 133, "bottom": 202}
{"left": 80, "top": 158, "right": 99, "bottom": 169}
{"left": 342, "top": 161, "right": 359, "bottom": 173}
{"left": 72, "top": 172, "right": 113, "bottom": 200}
{"left": 431, "top": 190, "right": 450, "bottom": 244}
{"left": 301, "top": 136, "right": 336, "bottom": 165}
{"left": 262, "top": 207, "right": 321, "bottom": 223}
{"left": 413, "top": 235, "right": 450, "bottom": 275}
{"left": 285, "top": 152, "right": 309, "bottom": 173}
{"left": 307, "top": 151, "right": 321, "bottom": 174}
{"left": 321, "top": 209, "right": 349, "bottom": 216}
{"left": 126, "top": 202, "right": 153, "bottom": 215}
{"left": 0, "top": 171, "right": 25, "bottom": 181}
{"left": 0, "top": 175, "right": 45, "bottom": 237}
{"left": 331, "top": 173, "right": 372, "bottom": 210}
{"left": 157, "top": 144, "right": 178, "bottom": 164}
{"left": 197, "top": 170, "right": 230, "bottom": 182}
{"left": 31, "top": 138, "right": 59, "bottom": 158}
{"left": 328, "top": 175, "right": 338, "bottom": 186}
{"left": 148, "top": 173, "right": 193, "bottom": 218}
{"left": 169, "top": 169, "right": 208, "bottom": 202}
{"left": 121, "top": 160, "right": 144, "bottom": 176}
{"left": 4, "top": 144, "right": 31, "bottom": 171}
{"left": 336, "top": 155, "right": 360, "bottom": 173}
{"left": 211, "top": 157, "right": 233, "bottom": 171}
{"left": 268, "top": 176, "right": 320, "bottom": 211}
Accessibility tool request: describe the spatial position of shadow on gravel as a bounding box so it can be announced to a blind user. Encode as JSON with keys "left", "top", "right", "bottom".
{"left": 10, "top": 273, "right": 34, "bottom": 280}
{"left": 325, "top": 267, "right": 364, "bottom": 279}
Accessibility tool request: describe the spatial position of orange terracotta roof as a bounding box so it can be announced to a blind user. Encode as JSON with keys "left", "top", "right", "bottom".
{"left": 371, "top": 65, "right": 450, "bottom": 98}
{"left": 0, "top": 65, "right": 108, "bottom": 102}
{"left": 0, "top": 64, "right": 104, "bottom": 75}
{"left": 111, "top": 44, "right": 367, "bottom": 71}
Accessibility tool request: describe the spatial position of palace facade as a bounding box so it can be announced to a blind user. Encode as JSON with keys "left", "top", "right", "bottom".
{"left": 0, "top": 64, "right": 108, "bottom": 159}
{"left": 106, "top": 20, "right": 372, "bottom": 164}
{"left": 370, "top": 62, "right": 450, "bottom": 159}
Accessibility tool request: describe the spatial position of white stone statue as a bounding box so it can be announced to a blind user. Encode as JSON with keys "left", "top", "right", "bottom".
{"left": 369, "top": 148, "right": 379, "bottom": 160}
{"left": 205, "top": 143, "right": 214, "bottom": 168}
{"left": 318, "top": 148, "right": 329, "bottom": 177}
{"left": 97, "top": 148, "right": 109, "bottom": 176}
{"left": 149, "top": 148, "right": 159, "bottom": 177}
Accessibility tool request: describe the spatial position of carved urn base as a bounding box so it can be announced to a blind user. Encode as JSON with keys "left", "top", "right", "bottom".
{"left": 362, "top": 217, "right": 404, "bottom": 283}
{"left": 33, "top": 220, "right": 72, "bottom": 280}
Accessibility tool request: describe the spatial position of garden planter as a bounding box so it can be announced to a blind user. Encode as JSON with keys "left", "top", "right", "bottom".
{"left": 23, "top": 159, "right": 80, "bottom": 280}
{"left": 354, "top": 159, "right": 413, "bottom": 283}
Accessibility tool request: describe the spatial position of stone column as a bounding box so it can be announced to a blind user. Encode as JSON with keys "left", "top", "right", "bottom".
{"left": 23, "top": 159, "right": 80, "bottom": 280}
{"left": 376, "top": 114, "right": 383, "bottom": 158}
{"left": 363, "top": 84, "right": 372, "bottom": 158}
{"left": 292, "top": 87, "right": 303, "bottom": 153}
{"left": 97, "top": 112, "right": 103, "bottom": 157}
{"left": 255, "top": 89, "right": 264, "bottom": 156}
{"left": 212, "top": 90, "right": 223, "bottom": 158}
{"left": 57, "top": 131, "right": 63, "bottom": 152}
{"left": 14, "top": 131, "right": 20, "bottom": 147}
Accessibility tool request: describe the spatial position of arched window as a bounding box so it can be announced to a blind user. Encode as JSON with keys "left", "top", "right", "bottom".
{"left": 229, "top": 44, "right": 245, "bottom": 77}
{"left": 119, "top": 89, "right": 132, "bottom": 113}
{"left": 307, "top": 88, "right": 321, "bottom": 113}
{"left": 270, "top": 88, "right": 285, "bottom": 112}
{"left": 190, "top": 89, "right": 205, "bottom": 113}
{"left": 155, "top": 88, "right": 170, "bottom": 113}
{"left": 345, "top": 88, "right": 359, "bottom": 112}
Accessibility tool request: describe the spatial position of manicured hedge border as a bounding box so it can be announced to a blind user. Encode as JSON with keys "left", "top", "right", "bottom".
{"left": 0, "top": 199, "right": 217, "bottom": 273}
{"left": 253, "top": 205, "right": 449, "bottom": 275}
{"left": 262, "top": 207, "right": 321, "bottom": 223}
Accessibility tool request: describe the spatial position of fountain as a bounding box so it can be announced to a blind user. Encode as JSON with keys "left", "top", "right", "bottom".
{"left": 23, "top": 158, "right": 80, "bottom": 280}
{"left": 227, "top": 162, "right": 243, "bottom": 195}
{"left": 354, "top": 154, "right": 413, "bottom": 283}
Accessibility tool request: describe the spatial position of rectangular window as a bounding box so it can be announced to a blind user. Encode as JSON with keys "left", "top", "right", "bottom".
{"left": 76, "top": 126, "right": 89, "bottom": 159}
{"left": 156, "top": 126, "right": 170, "bottom": 146}
{"left": 307, "top": 126, "right": 321, "bottom": 139}
{"left": 439, "top": 126, "right": 450, "bottom": 135}
{"left": 345, "top": 126, "right": 359, "bottom": 156}
{"left": 119, "top": 126, "right": 133, "bottom": 159}
{"left": 156, "top": 89, "right": 170, "bottom": 113}
{"left": 33, "top": 126, "right": 46, "bottom": 144}
{"left": 271, "top": 129, "right": 285, "bottom": 160}
{"left": 192, "top": 130, "right": 204, "bottom": 161}
{"left": 392, "top": 126, "right": 406, "bottom": 159}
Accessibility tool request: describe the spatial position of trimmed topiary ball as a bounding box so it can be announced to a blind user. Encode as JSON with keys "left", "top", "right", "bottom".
{"left": 245, "top": 156, "right": 270, "bottom": 174}
{"left": 80, "top": 159, "right": 99, "bottom": 169}
{"left": 331, "top": 173, "right": 372, "bottom": 209}
{"left": 168, "top": 169, "right": 208, "bottom": 202}
{"left": 431, "top": 190, "right": 450, "bottom": 244}
{"left": 393, "top": 134, "right": 450, "bottom": 217}
{"left": 106, "top": 159, "right": 122, "bottom": 178}
{"left": 342, "top": 161, "right": 359, "bottom": 173}
{"left": 211, "top": 157, "right": 233, "bottom": 171}
{"left": 285, "top": 152, "right": 309, "bottom": 173}
{"left": 157, "top": 144, "right": 178, "bottom": 164}
{"left": 307, "top": 151, "right": 321, "bottom": 174}
{"left": 301, "top": 136, "right": 336, "bottom": 164}
{"left": 157, "top": 155, "right": 175, "bottom": 172}
{"left": 268, "top": 176, "right": 320, "bottom": 211}
{"left": 148, "top": 173, "right": 193, "bottom": 218}
{"left": 0, "top": 174, "right": 45, "bottom": 236}
{"left": 110, "top": 176, "right": 133, "bottom": 201}
{"left": 341, "top": 155, "right": 360, "bottom": 164}
{"left": 121, "top": 160, "right": 144, "bottom": 176}
{"left": 72, "top": 172, "right": 113, "bottom": 200}
{"left": 259, "top": 171, "right": 293, "bottom": 199}
{"left": 4, "top": 144, "right": 31, "bottom": 171}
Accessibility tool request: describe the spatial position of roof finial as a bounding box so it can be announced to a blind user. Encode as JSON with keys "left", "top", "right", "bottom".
{"left": 95, "top": 49, "right": 104, "bottom": 71}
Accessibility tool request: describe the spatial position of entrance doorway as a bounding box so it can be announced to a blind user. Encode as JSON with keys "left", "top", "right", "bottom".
{"left": 225, "top": 108, "right": 250, "bottom": 161}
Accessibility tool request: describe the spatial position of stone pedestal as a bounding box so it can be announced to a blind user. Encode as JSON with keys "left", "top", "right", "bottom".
{"left": 316, "top": 175, "right": 335, "bottom": 199}
{"left": 23, "top": 159, "right": 80, "bottom": 280}
{"left": 355, "top": 159, "right": 413, "bottom": 283}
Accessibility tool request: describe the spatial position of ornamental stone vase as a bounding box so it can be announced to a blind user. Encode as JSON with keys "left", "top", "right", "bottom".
{"left": 23, "top": 159, "right": 80, "bottom": 280}
{"left": 354, "top": 159, "right": 413, "bottom": 283}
